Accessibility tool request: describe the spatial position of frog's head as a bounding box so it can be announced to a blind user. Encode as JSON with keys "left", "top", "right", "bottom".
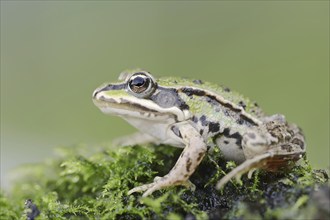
{"left": 93, "top": 70, "right": 190, "bottom": 123}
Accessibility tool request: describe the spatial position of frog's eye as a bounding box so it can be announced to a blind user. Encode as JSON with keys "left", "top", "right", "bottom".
{"left": 127, "top": 72, "right": 156, "bottom": 98}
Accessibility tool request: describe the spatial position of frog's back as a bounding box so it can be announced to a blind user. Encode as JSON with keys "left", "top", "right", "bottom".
{"left": 157, "top": 76, "right": 264, "bottom": 119}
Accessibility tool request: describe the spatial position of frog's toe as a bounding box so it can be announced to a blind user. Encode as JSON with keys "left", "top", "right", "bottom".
{"left": 128, "top": 177, "right": 195, "bottom": 197}
{"left": 128, "top": 183, "right": 155, "bottom": 195}
{"left": 142, "top": 183, "right": 162, "bottom": 197}
{"left": 128, "top": 180, "right": 167, "bottom": 197}
{"left": 128, "top": 176, "right": 165, "bottom": 197}
{"left": 141, "top": 179, "right": 195, "bottom": 197}
{"left": 247, "top": 168, "right": 257, "bottom": 179}
{"left": 216, "top": 173, "right": 242, "bottom": 190}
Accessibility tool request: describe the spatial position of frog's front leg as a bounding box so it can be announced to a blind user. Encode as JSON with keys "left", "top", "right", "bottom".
{"left": 128, "top": 123, "right": 207, "bottom": 197}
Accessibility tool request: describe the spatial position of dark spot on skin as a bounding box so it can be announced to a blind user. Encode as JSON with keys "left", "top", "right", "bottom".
{"left": 179, "top": 102, "right": 190, "bottom": 110}
{"left": 224, "top": 140, "right": 229, "bottom": 144}
{"left": 224, "top": 87, "right": 231, "bottom": 92}
{"left": 222, "top": 128, "right": 230, "bottom": 136}
{"left": 223, "top": 109, "right": 230, "bottom": 116}
{"left": 186, "top": 158, "right": 192, "bottom": 172}
{"left": 222, "top": 128, "right": 243, "bottom": 147}
{"left": 197, "top": 152, "right": 204, "bottom": 161}
{"left": 209, "top": 122, "right": 220, "bottom": 133}
{"left": 281, "top": 144, "right": 294, "bottom": 152}
{"left": 236, "top": 119, "right": 244, "bottom": 125}
{"left": 285, "top": 135, "right": 291, "bottom": 142}
{"left": 191, "top": 116, "right": 199, "bottom": 123}
{"left": 200, "top": 115, "right": 208, "bottom": 126}
{"left": 288, "top": 129, "right": 295, "bottom": 137}
{"left": 205, "top": 96, "right": 212, "bottom": 103}
{"left": 238, "top": 101, "right": 246, "bottom": 109}
{"left": 205, "top": 96, "right": 221, "bottom": 109}
{"left": 193, "top": 79, "right": 203, "bottom": 85}
{"left": 171, "top": 126, "right": 182, "bottom": 138}
{"left": 292, "top": 138, "right": 305, "bottom": 150}
{"left": 184, "top": 174, "right": 189, "bottom": 178}
{"left": 200, "top": 129, "right": 204, "bottom": 136}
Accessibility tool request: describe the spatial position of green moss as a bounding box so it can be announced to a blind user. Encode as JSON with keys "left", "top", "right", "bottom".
{"left": 1, "top": 144, "right": 329, "bottom": 219}
{"left": 0, "top": 192, "right": 22, "bottom": 219}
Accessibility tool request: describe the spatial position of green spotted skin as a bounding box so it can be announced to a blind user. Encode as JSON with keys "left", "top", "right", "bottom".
{"left": 157, "top": 76, "right": 263, "bottom": 118}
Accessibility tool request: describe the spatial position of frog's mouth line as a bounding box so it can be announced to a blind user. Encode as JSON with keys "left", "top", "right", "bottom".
{"left": 93, "top": 96, "right": 180, "bottom": 122}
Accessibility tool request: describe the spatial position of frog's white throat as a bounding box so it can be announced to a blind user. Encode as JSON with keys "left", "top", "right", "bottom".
{"left": 93, "top": 95, "right": 188, "bottom": 146}
{"left": 121, "top": 116, "right": 185, "bottom": 147}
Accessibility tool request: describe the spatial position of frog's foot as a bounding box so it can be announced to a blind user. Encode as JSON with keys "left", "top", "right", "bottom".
{"left": 128, "top": 176, "right": 195, "bottom": 197}
{"left": 216, "top": 153, "right": 272, "bottom": 190}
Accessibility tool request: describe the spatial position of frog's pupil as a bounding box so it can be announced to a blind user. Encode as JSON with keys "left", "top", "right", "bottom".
{"left": 132, "top": 77, "right": 145, "bottom": 87}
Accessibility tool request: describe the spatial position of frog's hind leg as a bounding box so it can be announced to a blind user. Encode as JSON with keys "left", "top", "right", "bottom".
{"left": 216, "top": 152, "right": 273, "bottom": 190}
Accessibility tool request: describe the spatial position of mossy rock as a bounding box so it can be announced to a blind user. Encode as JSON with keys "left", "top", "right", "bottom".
{"left": 1, "top": 144, "right": 329, "bottom": 219}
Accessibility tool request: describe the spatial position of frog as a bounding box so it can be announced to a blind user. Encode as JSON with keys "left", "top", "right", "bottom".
{"left": 92, "top": 69, "right": 306, "bottom": 197}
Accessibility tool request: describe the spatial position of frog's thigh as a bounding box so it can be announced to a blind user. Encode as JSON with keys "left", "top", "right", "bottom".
{"left": 215, "top": 131, "right": 272, "bottom": 189}
{"left": 129, "top": 123, "right": 207, "bottom": 197}
{"left": 241, "top": 130, "right": 270, "bottom": 159}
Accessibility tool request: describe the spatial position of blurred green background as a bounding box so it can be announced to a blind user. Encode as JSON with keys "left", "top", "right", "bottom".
{"left": 1, "top": 1, "right": 329, "bottom": 188}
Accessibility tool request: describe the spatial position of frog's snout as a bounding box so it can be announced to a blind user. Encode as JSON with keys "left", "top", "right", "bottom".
{"left": 93, "top": 84, "right": 111, "bottom": 99}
